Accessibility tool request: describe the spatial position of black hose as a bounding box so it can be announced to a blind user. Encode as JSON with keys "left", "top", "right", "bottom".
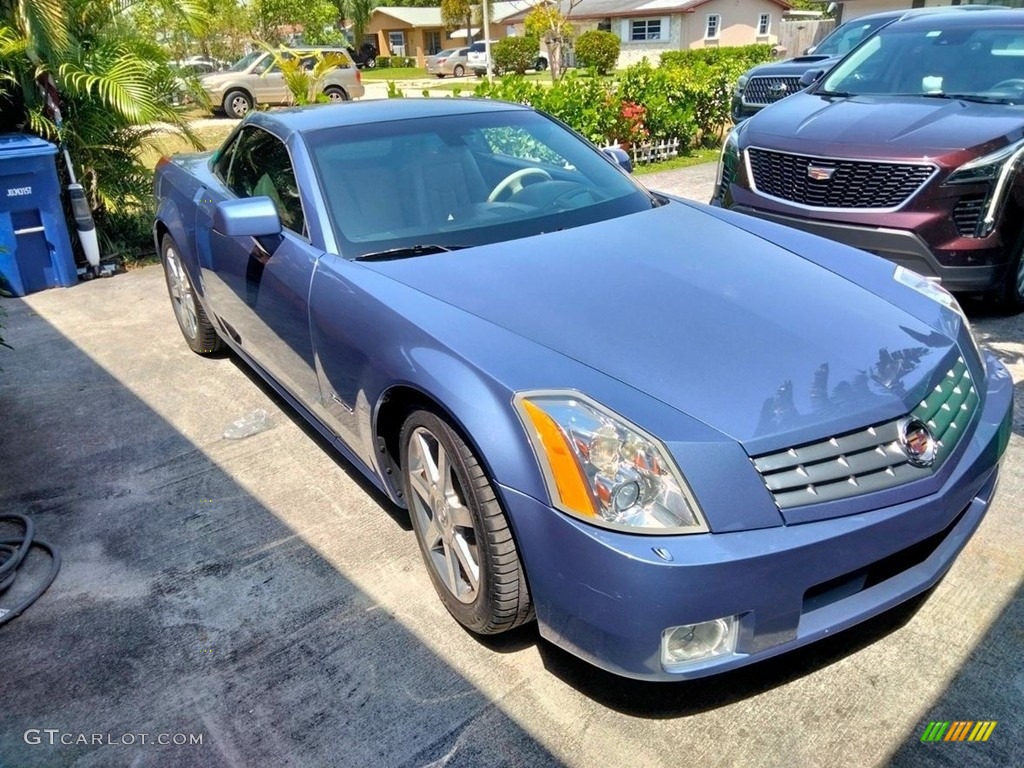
{"left": 0, "top": 513, "right": 61, "bottom": 627}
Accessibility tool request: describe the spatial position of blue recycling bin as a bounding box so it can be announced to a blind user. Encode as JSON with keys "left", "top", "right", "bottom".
{"left": 0, "top": 134, "right": 77, "bottom": 296}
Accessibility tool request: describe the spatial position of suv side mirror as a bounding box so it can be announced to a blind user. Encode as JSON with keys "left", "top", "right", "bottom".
{"left": 799, "top": 69, "right": 825, "bottom": 89}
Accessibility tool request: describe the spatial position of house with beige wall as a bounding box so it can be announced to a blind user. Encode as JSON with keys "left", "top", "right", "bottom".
{"left": 366, "top": 3, "right": 524, "bottom": 67}
{"left": 507, "top": 0, "right": 792, "bottom": 67}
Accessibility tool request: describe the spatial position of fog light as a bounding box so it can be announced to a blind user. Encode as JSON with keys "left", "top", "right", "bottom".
{"left": 661, "top": 616, "right": 738, "bottom": 670}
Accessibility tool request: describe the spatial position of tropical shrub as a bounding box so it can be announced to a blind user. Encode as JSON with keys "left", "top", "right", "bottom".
{"left": 492, "top": 36, "right": 539, "bottom": 75}
{"left": 574, "top": 30, "right": 620, "bottom": 75}
{"left": 660, "top": 44, "right": 774, "bottom": 85}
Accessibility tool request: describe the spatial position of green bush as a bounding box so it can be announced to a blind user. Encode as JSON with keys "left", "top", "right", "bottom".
{"left": 375, "top": 56, "right": 415, "bottom": 68}
{"left": 574, "top": 30, "right": 620, "bottom": 75}
{"left": 492, "top": 36, "right": 540, "bottom": 75}
{"left": 660, "top": 44, "right": 774, "bottom": 84}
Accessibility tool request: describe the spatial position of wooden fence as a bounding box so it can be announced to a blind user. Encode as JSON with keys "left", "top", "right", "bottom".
{"left": 775, "top": 18, "right": 837, "bottom": 58}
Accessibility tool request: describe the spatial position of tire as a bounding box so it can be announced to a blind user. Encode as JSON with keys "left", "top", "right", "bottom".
{"left": 400, "top": 409, "right": 533, "bottom": 634}
{"left": 453, "top": 64, "right": 465, "bottom": 77}
{"left": 160, "top": 235, "right": 222, "bottom": 355}
{"left": 324, "top": 86, "right": 349, "bottom": 102}
{"left": 435, "top": 73, "right": 446, "bottom": 79}
{"left": 222, "top": 89, "right": 252, "bottom": 119}
{"left": 365, "top": 58, "right": 376, "bottom": 69}
{"left": 996, "top": 233, "right": 1024, "bottom": 313}
{"left": 535, "top": 57, "right": 548, "bottom": 71}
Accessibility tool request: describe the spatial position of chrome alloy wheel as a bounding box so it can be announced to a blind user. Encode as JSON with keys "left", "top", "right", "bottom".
{"left": 164, "top": 244, "right": 199, "bottom": 341}
{"left": 406, "top": 426, "right": 480, "bottom": 604}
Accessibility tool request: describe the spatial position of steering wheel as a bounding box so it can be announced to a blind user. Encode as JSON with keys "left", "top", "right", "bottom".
{"left": 990, "top": 79, "right": 1024, "bottom": 92}
{"left": 487, "top": 167, "right": 552, "bottom": 202}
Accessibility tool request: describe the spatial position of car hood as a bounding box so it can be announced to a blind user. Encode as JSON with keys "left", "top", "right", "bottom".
{"left": 745, "top": 55, "right": 841, "bottom": 78}
{"left": 746, "top": 92, "right": 1024, "bottom": 156}
{"left": 200, "top": 72, "right": 237, "bottom": 88}
{"left": 364, "top": 202, "right": 958, "bottom": 453}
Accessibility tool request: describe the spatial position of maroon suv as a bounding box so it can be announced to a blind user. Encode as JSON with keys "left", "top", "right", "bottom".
{"left": 713, "top": 9, "right": 1024, "bottom": 311}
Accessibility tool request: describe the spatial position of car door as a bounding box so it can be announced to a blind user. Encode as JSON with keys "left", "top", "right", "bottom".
{"left": 249, "top": 53, "right": 291, "bottom": 106}
{"left": 196, "top": 125, "right": 323, "bottom": 405}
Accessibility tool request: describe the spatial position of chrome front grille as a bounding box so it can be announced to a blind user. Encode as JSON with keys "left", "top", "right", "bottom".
{"left": 744, "top": 76, "right": 804, "bottom": 106}
{"left": 752, "top": 357, "right": 978, "bottom": 510}
{"left": 952, "top": 195, "right": 986, "bottom": 238}
{"left": 747, "top": 148, "right": 935, "bottom": 209}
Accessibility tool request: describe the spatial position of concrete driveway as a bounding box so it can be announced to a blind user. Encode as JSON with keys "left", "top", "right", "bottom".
{"left": 0, "top": 167, "right": 1021, "bottom": 768}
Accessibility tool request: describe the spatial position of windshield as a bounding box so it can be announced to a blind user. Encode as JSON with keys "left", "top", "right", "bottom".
{"left": 305, "top": 110, "right": 656, "bottom": 259}
{"left": 813, "top": 16, "right": 892, "bottom": 57}
{"left": 435, "top": 49, "right": 456, "bottom": 57}
{"left": 821, "top": 24, "right": 1024, "bottom": 101}
{"left": 229, "top": 51, "right": 264, "bottom": 72}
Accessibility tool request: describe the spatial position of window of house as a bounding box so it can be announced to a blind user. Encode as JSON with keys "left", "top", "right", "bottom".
{"left": 598, "top": 18, "right": 612, "bottom": 33}
{"left": 706, "top": 15, "right": 721, "bottom": 40}
{"left": 757, "top": 13, "right": 771, "bottom": 37}
{"left": 629, "top": 18, "right": 665, "bottom": 42}
{"left": 388, "top": 31, "right": 405, "bottom": 56}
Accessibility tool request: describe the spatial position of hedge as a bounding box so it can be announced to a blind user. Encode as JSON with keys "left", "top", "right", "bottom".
{"left": 574, "top": 30, "right": 620, "bottom": 75}
{"left": 492, "top": 36, "right": 540, "bottom": 75}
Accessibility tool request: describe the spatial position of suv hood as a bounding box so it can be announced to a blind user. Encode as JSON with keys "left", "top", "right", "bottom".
{"left": 745, "top": 55, "right": 841, "bottom": 78}
{"left": 746, "top": 92, "right": 1024, "bottom": 156}
{"left": 365, "top": 202, "right": 958, "bottom": 454}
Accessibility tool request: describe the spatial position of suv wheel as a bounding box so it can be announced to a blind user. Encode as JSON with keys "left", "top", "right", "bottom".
{"left": 997, "top": 236, "right": 1024, "bottom": 313}
{"left": 223, "top": 89, "right": 252, "bottom": 119}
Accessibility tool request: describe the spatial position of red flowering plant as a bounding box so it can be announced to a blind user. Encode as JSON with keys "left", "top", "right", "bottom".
{"left": 615, "top": 101, "right": 649, "bottom": 150}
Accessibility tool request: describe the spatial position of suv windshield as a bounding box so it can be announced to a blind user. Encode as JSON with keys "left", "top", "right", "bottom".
{"left": 229, "top": 51, "right": 264, "bottom": 72}
{"left": 306, "top": 110, "right": 655, "bottom": 259}
{"left": 813, "top": 16, "right": 892, "bottom": 57}
{"left": 821, "top": 24, "right": 1024, "bottom": 102}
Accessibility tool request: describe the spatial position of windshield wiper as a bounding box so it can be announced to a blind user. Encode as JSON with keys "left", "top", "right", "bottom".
{"left": 817, "top": 89, "right": 854, "bottom": 98}
{"left": 355, "top": 244, "right": 467, "bottom": 262}
{"left": 918, "top": 92, "right": 1015, "bottom": 105}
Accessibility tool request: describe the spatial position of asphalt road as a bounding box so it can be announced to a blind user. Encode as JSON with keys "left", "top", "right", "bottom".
{"left": 0, "top": 167, "right": 1021, "bottom": 768}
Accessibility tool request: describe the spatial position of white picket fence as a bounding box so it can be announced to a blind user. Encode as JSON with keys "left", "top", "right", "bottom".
{"left": 606, "top": 138, "right": 682, "bottom": 166}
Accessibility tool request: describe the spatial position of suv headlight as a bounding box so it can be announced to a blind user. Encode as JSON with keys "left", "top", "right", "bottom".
{"left": 514, "top": 392, "right": 708, "bottom": 534}
{"left": 735, "top": 73, "right": 749, "bottom": 94}
{"left": 714, "top": 126, "right": 742, "bottom": 199}
{"left": 945, "top": 138, "right": 1024, "bottom": 237}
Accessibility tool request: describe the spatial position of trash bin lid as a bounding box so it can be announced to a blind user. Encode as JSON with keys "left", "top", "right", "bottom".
{"left": 0, "top": 133, "right": 58, "bottom": 158}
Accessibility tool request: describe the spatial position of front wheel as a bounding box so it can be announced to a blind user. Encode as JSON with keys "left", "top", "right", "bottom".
{"left": 400, "top": 410, "right": 533, "bottom": 634}
{"left": 222, "top": 89, "right": 252, "bottom": 119}
{"left": 996, "top": 236, "right": 1024, "bottom": 313}
{"left": 160, "top": 235, "right": 222, "bottom": 355}
{"left": 453, "top": 64, "right": 465, "bottom": 77}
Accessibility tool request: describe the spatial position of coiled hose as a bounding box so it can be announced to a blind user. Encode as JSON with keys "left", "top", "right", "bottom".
{"left": 0, "top": 513, "right": 61, "bottom": 627}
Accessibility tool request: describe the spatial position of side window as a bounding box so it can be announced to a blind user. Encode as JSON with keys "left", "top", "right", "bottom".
{"left": 226, "top": 127, "right": 307, "bottom": 236}
{"left": 213, "top": 133, "right": 238, "bottom": 182}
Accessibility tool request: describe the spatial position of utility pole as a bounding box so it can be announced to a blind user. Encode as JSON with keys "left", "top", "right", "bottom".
{"left": 483, "top": 1, "right": 492, "bottom": 81}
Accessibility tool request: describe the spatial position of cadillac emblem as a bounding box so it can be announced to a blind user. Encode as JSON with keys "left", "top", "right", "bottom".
{"left": 898, "top": 417, "right": 937, "bottom": 467}
{"left": 806, "top": 164, "right": 836, "bottom": 181}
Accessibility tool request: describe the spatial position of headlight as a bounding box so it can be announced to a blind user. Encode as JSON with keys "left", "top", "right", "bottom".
{"left": 945, "top": 138, "right": 1024, "bottom": 185}
{"left": 514, "top": 391, "right": 708, "bottom": 534}
{"left": 735, "top": 74, "right": 749, "bottom": 94}
{"left": 945, "top": 139, "right": 1024, "bottom": 238}
{"left": 714, "top": 126, "right": 741, "bottom": 194}
{"left": 894, "top": 266, "right": 982, "bottom": 362}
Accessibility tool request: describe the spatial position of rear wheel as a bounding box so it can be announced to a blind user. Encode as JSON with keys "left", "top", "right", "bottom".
{"left": 400, "top": 409, "right": 533, "bottom": 634}
{"left": 324, "top": 85, "right": 349, "bottom": 102}
{"left": 222, "top": 89, "right": 252, "bottom": 119}
{"left": 160, "top": 235, "right": 222, "bottom": 355}
{"left": 435, "top": 73, "right": 446, "bottom": 79}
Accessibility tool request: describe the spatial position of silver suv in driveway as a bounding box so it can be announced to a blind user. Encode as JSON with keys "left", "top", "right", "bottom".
{"left": 201, "top": 48, "right": 365, "bottom": 119}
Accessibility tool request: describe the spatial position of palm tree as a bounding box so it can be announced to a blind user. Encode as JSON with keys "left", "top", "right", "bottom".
{"left": 0, "top": 0, "right": 202, "bottom": 214}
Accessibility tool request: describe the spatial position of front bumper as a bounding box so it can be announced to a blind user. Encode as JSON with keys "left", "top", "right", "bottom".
{"left": 730, "top": 206, "right": 1008, "bottom": 293}
{"left": 499, "top": 354, "right": 1013, "bottom": 681}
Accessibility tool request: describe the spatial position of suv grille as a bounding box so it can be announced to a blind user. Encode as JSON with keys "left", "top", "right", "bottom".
{"left": 953, "top": 195, "right": 986, "bottom": 238}
{"left": 744, "top": 76, "right": 803, "bottom": 106}
{"left": 747, "top": 149, "right": 934, "bottom": 209}
{"left": 752, "top": 357, "right": 977, "bottom": 510}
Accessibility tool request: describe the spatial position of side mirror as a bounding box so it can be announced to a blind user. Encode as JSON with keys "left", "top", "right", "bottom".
{"left": 799, "top": 69, "right": 825, "bottom": 89}
{"left": 602, "top": 146, "right": 633, "bottom": 174}
{"left": 803, "top": 45, "right": 817, "bottom": 55}
{"left": 213, "top": 197, "right": 282, "bottom": 238}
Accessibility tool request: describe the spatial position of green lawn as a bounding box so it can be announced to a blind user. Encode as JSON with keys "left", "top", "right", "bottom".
{"left": 141, "top": 122, "right": 236, "bottom": 169}
{"left": 360, "top": 67, "right": 428, "bottom": 81}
